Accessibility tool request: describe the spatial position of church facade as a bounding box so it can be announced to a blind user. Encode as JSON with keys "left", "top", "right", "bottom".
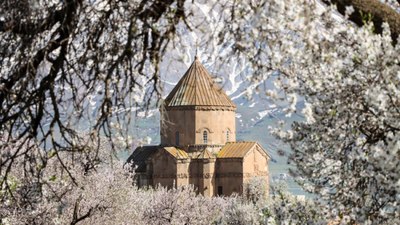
{"left": 128, "top": 57, "right": 270, "bottom": 197}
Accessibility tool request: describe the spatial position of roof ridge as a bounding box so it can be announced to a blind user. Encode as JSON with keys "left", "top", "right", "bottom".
{"left": 193, "top": 58, "right": 198, "bottom": 105}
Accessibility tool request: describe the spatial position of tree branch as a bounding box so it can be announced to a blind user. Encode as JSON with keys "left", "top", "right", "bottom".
{"left": 322, "top": 0, "right": 400, "bottom": 42}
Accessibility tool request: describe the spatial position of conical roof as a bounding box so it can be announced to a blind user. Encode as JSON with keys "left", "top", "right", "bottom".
{"left": 164, "top": 57, "right": 236, "bottom": 109}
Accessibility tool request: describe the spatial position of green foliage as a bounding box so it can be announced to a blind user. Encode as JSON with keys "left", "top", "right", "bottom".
{"left": 48, "top": 175, "right": 57, "bottom": 182}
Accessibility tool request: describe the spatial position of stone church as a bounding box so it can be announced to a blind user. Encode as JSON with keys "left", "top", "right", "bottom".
{"left": 128, "top": 57, "right": 270, "bottom": 197}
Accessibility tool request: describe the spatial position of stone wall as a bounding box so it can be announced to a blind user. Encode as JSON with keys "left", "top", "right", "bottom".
{"left": 195, "top": 110, "right": 236, "bottom": 145}
{"left": 151, "top": 151, "right": 177, "bottom": 188}
{"left": 148, "top": 145, "right": 269, "bottom": 197}
{"left": 160, "top": 109, "right": 196, "bottom": 147}
{"left": 215, "top": 158, "right": 244, "bottom": 196}
{"left": 242, "top": 146, "right": 270, "bottom": 196}
{"left": 160, "top": 108, "right": 236, "bottom": 147}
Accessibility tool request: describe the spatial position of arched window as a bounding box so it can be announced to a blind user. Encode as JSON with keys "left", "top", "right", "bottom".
{"left": 175, "top": 131, "right": 180, "bottom": 146}
{"left": 226, "top": 130, "right": 230, "bottom": 142}
{"left": 203, "top": 131, "right": 208, "bottom": 144}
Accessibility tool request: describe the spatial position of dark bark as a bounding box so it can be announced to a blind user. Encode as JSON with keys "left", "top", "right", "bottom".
{"left": 71, "top": 199, "right": 94, "bottom": 225}
{"left": 322, "top": 0, "right": 400, "bottom": 42}
{"left": 0, "top": 0, "right": 191, "bottom": 202}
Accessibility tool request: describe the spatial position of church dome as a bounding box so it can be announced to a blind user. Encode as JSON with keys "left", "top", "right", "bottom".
{"left": 164, "top": 57, "right": 236, "bottom": 110}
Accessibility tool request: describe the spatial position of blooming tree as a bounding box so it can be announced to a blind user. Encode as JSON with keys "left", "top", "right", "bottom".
{"left": 1, "top": 136, "right": 325, "bottom": 224}
{"left": 1, "top": 0, "right": 400, "bottom": 224}
{"left": 265, "top": 182, "right": 326, "bottom": 225}
{"left": 219, "top": 0, "right": 400, "bottom": 223}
